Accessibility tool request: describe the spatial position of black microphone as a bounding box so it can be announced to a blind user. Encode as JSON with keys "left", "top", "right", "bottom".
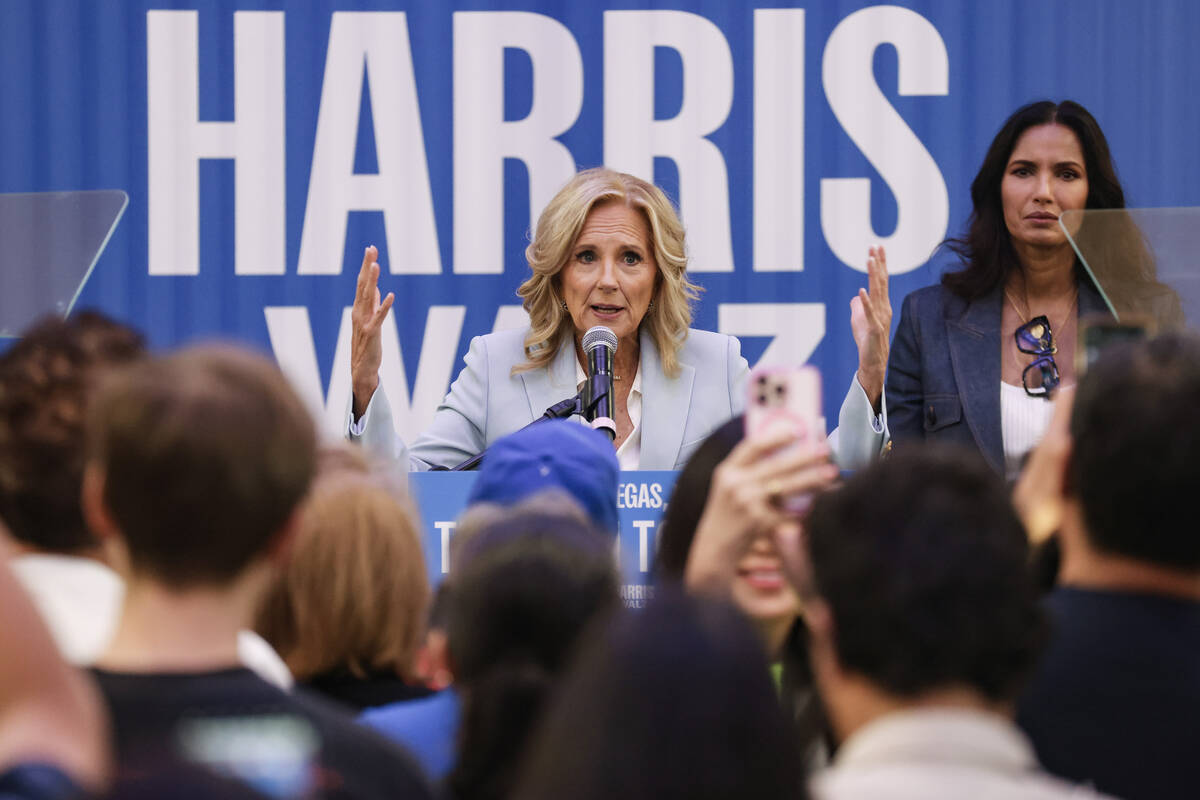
{"left": 581, "top": 325, "right": 618, "bottom": 441}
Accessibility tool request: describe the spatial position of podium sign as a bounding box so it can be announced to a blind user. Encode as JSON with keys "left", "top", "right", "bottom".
{"left": 409, "top": 470, "right": 679, "bottom": 607}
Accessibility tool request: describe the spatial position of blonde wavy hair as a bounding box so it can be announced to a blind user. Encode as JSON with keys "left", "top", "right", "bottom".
{"left": 515, "top": 168, "right": 700, "bottom": 378}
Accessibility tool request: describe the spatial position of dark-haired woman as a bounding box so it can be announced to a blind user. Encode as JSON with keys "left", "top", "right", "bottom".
{"left": 361, "top": 497, "right": 617, "bottom": 800}
{"left": 514, "top": 590, "right": 807, "bottom": 800}
{"left": 850, "top": 100, "right": 1124, "bottom": 477}
{"left": 443, "top": 503, "right": 617, "bottom": 800}
{"left": 655, "top": 417, "right": 838, "bottom": 764}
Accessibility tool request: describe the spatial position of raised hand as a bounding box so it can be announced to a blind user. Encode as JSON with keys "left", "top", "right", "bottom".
{"left": 351, "top": 246, "right": 395, "bottom": 419}
{"left": 850, "top": 245, "right": 892, "bottom": 412}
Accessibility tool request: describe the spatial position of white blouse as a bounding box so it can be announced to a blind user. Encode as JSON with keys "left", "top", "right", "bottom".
{"left": 575, "top": 361, "right": 642, "bottom": 470}
{"left": 1000, "top": 381, "right": 1057, "bottom": 480}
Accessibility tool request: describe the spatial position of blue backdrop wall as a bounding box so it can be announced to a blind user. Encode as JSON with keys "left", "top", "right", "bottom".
{"left": 2, "top": 0, "right": 1198, "bottom": 438}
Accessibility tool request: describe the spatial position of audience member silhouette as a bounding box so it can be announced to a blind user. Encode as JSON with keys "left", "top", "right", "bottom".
{"left": 1016, "top": 331, "right": 1200, "bottom": 800}
{"left": 799, "top": 446, "right": 1111, "bottom": 799}
{"left": 81, "top": 346, "right": 432, "bottom": 800}
{"left": 515, "top": 589, "right": 806, "bottom": 800}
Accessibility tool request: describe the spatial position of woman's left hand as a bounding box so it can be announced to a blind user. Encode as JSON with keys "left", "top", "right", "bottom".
{"left": 850, "top": 246, "right": 892, "bottom": 413}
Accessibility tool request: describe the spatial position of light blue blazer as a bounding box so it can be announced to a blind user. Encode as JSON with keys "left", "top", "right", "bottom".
{"left": 352, "top": 327, "right": 748, "bottom": 471}
{"left": 351, "top": 326, "right": 882, "bottom": 471}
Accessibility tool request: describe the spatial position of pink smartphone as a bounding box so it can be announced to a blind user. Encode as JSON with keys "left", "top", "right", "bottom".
{"left": 745, "top": 365, "right": 823, "bottom": 445}
{"left": 745, "top": 366, "right": 823, "bottom": 512}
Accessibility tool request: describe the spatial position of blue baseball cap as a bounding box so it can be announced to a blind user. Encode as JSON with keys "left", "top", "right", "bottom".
{"left": 466, "top": 420, "right": 620, "bottom": 533}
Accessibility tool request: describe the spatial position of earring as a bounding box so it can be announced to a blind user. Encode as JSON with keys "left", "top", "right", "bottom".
{"left": 648, "top": 299, "right": 655, "bottom": 310}
{"left": 561, "top": 300, "right": 568, "bottom": 311}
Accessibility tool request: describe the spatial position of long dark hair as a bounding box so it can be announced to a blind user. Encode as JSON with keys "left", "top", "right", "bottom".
{"left": 654, "top": 416, "right": 828, "bottom": 756}
{"left": 654, "top": 416, "right": 743, "bottom": 581}
{"left": 446, "top": 507, "right": 618, "bottom": 800}
{"left": 514, "top": 590, "right": 806, "bottom": 800}
{"left": 941, "top": 100, "right": 1126, "bottom": 299}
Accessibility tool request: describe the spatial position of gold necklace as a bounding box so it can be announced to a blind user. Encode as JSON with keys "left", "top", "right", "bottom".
{"left": 1004, "top": 284, "right": 1078, "bottom": 331}
{"left": 614, "top": 353, "right": 639, "bottom": 382}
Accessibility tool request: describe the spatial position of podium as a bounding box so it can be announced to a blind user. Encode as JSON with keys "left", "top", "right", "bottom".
{"left": 409, "top": 470, "right": 679, "bottom": 607}
{"left": 1061, "top": 206, "right": 1200, "bottom": 335}
{"left": 0, "top": 191, "right": 128, "bottom": 337}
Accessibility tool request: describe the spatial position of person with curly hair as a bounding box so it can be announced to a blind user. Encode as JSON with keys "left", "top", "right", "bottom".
{"left": 0, "top": 311, "right": 144, "bottom": 664}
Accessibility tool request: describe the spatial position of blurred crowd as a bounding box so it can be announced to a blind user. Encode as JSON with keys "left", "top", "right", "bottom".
{"left": 0, "top": 310, "right": 1196, "bottom": 800}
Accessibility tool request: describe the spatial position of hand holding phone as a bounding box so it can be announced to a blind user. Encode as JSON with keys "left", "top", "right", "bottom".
{"left": 745, "top": 366, "right": 824, "bottom": 512}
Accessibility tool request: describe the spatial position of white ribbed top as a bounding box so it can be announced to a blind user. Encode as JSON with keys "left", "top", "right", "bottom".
{"left": 1000, "top": 382, "right": 1057, "bottom": 479}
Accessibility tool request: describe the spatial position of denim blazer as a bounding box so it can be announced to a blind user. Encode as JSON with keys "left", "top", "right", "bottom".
{"left": 886, "top": 279, "right": 1110, "bottom": 474}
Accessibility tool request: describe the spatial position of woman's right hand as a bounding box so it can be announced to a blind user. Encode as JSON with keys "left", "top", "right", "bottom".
{"left": 850, "top": 245, "right": 891, "bottom": 413}
{"left": 351, "top": 246, "right": 395, "bottom": 419}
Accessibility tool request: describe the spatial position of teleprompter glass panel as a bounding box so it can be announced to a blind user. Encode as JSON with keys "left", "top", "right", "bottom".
{"left": 0, "top": 191, "right": 128, "bottom": 337}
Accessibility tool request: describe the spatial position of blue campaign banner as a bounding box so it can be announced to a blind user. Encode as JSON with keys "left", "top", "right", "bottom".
{"left": 409, "top": 470, "right": 678, "bottom": 605}
{"left": 2, "top": 1, "right": 1199, "bottom": 436}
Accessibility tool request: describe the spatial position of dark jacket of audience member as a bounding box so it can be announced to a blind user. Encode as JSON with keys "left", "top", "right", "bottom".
{"left": 445, "top": 505, "right": 618, "bottom": 800}
{"left": 1017, "top": 332, "right": 1200, "bottom": 800}
{"left": 514, "top": 589, "right": 806, "bottom": 800}
{"left": 255, "top": 471, "right": 432, "bottom": 711}
{"left": 82, "top": 346, "right": 433, "bottom": 800}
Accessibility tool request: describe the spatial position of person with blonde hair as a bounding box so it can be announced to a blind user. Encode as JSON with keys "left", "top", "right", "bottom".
{"left": 347, "top": 168, "right": 882, "bottom": 472}
{"left": 256, "top": 471, "right": 432, "bottom": 711}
